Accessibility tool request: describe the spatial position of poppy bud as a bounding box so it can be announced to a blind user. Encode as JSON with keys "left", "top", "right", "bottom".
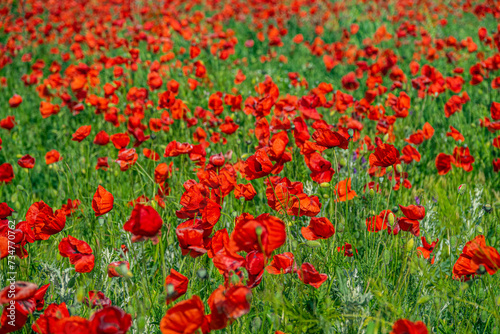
{"left": 252, "top": 317, "right": 262, "bottom": 331}
{"left": 322, "top": 194, "right": 329, "bottom": 199}
{"left": 476, "top": 225, "right": 484, "bottom": 233}
{"left": 396, "top": 164, "right": 402, "bottom": 173}
{"left": 340, "top": 158, "right": 347, "bottom": 166}
{"left": 197, "top": 268, "right": 207, "bottom": 280}
{"left": 76, "top": 286, "right": 85, "bottom": 303}
{"left": 388, "top": 213, "right": 395, "bottom": 225}
{"left": 406, "top": 238, "right": 414, "bottom": 252}
{"left": 209, "top": 153, "right": 225, "bottom": 167}
{"left": 306, "top": 240, "right": 321, "bottom": 248}
{"left": 348, "top": 129, "right": 354, "bottom": 137}
{"left": 320, "top": 182, "right": 330, "bottom": 188}
{"left": 458, "top": 184, "right": 466, "bottom": 194}
{"left": 386, "top": 166, "right": 393, "bottom": 173}
{"left": 369, "top": 188, "right": 375, "bottom": 197}
{"left": 383, "top": 133, "right": 389, "bottom": 142}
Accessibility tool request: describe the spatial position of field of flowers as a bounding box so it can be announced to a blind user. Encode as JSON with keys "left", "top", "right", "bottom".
{"left": 0, "top": 0, "right": 500, "bottom": 333}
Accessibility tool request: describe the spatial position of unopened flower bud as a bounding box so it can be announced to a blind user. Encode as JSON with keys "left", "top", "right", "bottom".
{"left": 369, "top": 188, "right": 375, "bottom": 197}
{"left": 306, "top": 240, "right": 321, "bottom": 248}
{"left": 197, "top": 268, "right": 208, "bottom": 280}
{"left": 396, "top": 164, "right": 402, "bottom": 173}
{"left": 406, "top": 238, "right": 415, "bottom": 252}
{"left": 320, "top": 182, "right": 330, "bottom": 188}
{"left": 388, "top": 213, "right": 395, "bottom": 225}
{"left": 255, "top": 226, "right": 263, "bottom": 237}
{"left": 458, "top": 184, "right": 466, "bottom": 194}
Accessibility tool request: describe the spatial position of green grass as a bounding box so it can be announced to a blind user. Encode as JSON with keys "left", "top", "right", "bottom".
{"left": 0, "top": 0, "right": 500, "bottom": 333}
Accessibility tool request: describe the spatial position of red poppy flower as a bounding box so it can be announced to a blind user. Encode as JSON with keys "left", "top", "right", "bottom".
{"left": 8, "top": 95, "right": 22, "bottom": 108}
{"left": 452, "top": 146, "right": 475, "bottom": 172}
{"left": 0, "top": 203, "right": 14, "bottom": 219}
{"left": 229, "top": 213, "right": 286, "bottom": 257}
{"left": 45, "top": 150, "right": 62, "bottom": 165}
{"left": 165, "top": 269, "right": 189, "bottom": 304}
{"left": 32, "top": 302, "right": 74, "bottom": 334}
{"left": 491, "top": 101, "right": 500, "bottom": 120}
{"left": 334, "top": 178, "right": 357, "bottom": 202}
{"left": 435, "top": 153, "right": 453, "bottom": 175}
{"left": 83, "top": 291, "right": 112, "bottom": 309}
{"left": 246, "top": 251, "right": 265, "bottom": 287}
{"left": 160, "top": 295, "right": 208, "bottom": 334}
{"left": 143, "top": 148, "right": 160, "bottom": 161}
{"left": 234, "top": 183, "right": 257, "bottom": 201}
{"left": 390, "top": 319, "right": 428, "bottom": 334}
{"left": 341, "top": 72, "right": 359, "bottom": 91}
{"left": 164, "top": 141, "right": 193, "bottom": 157}
{"left": 92, "top": 185, "right": 114, "bottom": 217}
{"left": 71, "top": 125, "right": 91, "bottom": 142}
{"left": 0, "top": 116, "right": 16, "bottom": 131}
{"left": 17, "top": 155, "right": 35, "bottom": 169}
{"left": 301, "top": 217, "right": 335, "bottom": 240}
{"left": 93, "top": 131, "right": 110, "bottom": 146}
{"left": 312, "top": 128, "right": 349, "bottom": 150}
{"left": 453, "top": 235, "right": 500, "bottom": 281}
{"left": 446, "top": 126, "right": 464, "bottom": 142}
{"left": 209, "top": 153, "right": 225, "bottom": 167}
{"left": 58, "top": 236, "right": 95, "bottom": 273}
{"left": 243, "top": 149, "right": 274, "bottom": 180}
{"left": 26, "top": 201, "right": 66, "bottom": 240}
{"left": 0, "top": 281, "right": 40, "bottom": 333}
{"left": 107, "top": 261, "right": 130, "bottom": 278}
{"left": 88, "top": 306, "right": 132, "bottom": 334}
{"left": 266, "top": 252, "right": 295, "bottom": 274}
{"left": 115, "top": 148, "right": 138, "bottom": 171}
{"left": 369, "top": 143, "right": 400, "bottom": 167}
{"left": 304, "top": 152, "right": 335, "bottom": 183}
{"left": 208, "top": 285, "right": 252, "bottom": 324}
{"left": 110, "top": 133, "right": 130, "bottom": 149}
{"left": 297, "top": 263, "right": 328, "bottom": 288}
{"left": 123, "top": 204, "right": 163, "bottom": 243}
{"left": 366, "top": 210, "right": 392, "bottom": 232}
{"left": 0, "top": 163, "right": 14, "bottom": 183}
{"left": 337, "top": 243, "right": 357, "bottom": 257}
{"left": 96, "top": 157, "right": 109, "bottom": 171}
{"left": 155, "top": 163, "right": 173, "bottom": 184}
{"left": 400, "top": 145, "right": 421, "bottom": 164}
{"left": 494, "top": 158, "right": 500, "bottom": 172}
{"left": 417, "top": 237, "right": 439, "bottom": 264}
